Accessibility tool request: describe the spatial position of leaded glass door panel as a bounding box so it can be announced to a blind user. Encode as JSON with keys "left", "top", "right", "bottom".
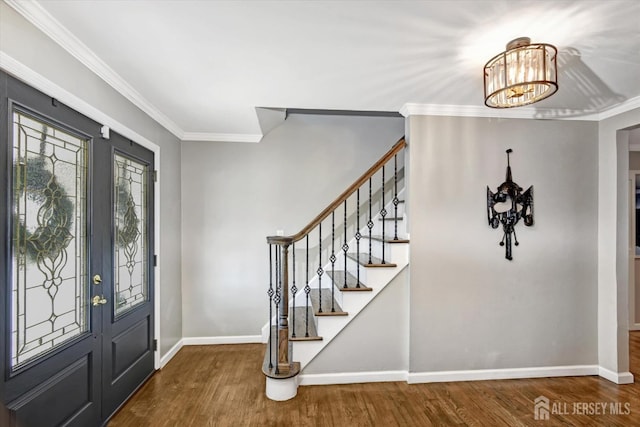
{"left": 1, "top": 71, "right": 101, "bottom": 427}
{"left": 99, "top": 132, "right": 155, "bottom": 421}
{"left": 10, "top": 108, "right": 89, "bottom": 370}
{"left": 1, "top": 72, "right": 155, "bottom": 427}
{"left": 113, "top": 153, "right": 149, "bottom": 316}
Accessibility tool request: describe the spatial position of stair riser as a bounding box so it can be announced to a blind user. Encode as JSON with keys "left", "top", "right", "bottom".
{"left": 344, "top": 242, "right": 408, "bottom": 272}
{"left": 290, "top": 287, "right": 347, "bottom": 312}
{"left": 366, "top": 189, "right": 407, "bottom": 238}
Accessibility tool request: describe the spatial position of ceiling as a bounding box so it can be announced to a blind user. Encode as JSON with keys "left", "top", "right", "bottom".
{"left": 6, "top": 0, "right": 640, "bottom": 141}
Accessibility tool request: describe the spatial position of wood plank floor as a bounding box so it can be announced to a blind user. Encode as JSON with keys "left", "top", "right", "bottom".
{"left": 109, "top": 332, "right": 640, "bottom": 426}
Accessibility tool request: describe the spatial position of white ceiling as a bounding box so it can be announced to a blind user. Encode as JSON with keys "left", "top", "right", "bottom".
{"left": 6, "top": 0, "right": 640, "bottom": 141}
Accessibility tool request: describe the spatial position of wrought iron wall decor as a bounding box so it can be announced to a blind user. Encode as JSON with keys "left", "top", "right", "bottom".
{"left": 487, "top": 149, "right": 534, "bottom": 260}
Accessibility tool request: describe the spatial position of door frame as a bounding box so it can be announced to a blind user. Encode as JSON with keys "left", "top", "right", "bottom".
{"left": 630, "top": 169, "right": 640, "bottom": 331}
{"left": 0, "top": 56, "right": 162, "bottom": 370}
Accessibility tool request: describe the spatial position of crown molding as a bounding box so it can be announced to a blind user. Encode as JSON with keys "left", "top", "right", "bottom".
{"left": 181, "top": 132, "right": 263, "bottom": 143}
{"left": 0, "top": 51, "right": 163, "bottom": 152}
{"left": 400, "top": 103, "right": 603, "bottom": 121}
{"left": 597, "top": 95, "right": 640, "bottom": 121}
{"left": 400, "top": 97, "right": 640, "bottom": 122}
{"left": 5, "top": 0, "right": 267, "bottom": 143}
{"left": 1, "top": 51, "right": 267, "bottom": 149}
{"left": 5, "top": 0, "right": 184, "bottom": 139}
{"left": 400, "top": 103, "right": 538, "bottom": 119}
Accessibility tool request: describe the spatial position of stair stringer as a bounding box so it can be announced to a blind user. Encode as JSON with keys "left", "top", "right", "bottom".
{"left": 292, "top": 242, "right": 408, "bottom": 371}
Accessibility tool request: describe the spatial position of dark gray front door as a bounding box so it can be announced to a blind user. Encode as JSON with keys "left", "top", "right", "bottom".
{"left": 97, "top": 130, "right": 155, "bottom": 421}
{"left": 0, "top": 71, "right": 155, "bottom": 426}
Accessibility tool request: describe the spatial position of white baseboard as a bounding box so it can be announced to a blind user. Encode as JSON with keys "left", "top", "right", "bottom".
{"left": 298, "top": 365, "right": 605, "bottom": 387}
{"left": 299, "top": 370, "right": 408, "bottom": 386}
{"left": 598, "top": 367, "right": 635, "bottom": 384}
{"left": 160, "top": 339, "right": 184, "bottom": 369}
{"left": 182, "top": 335, "right": 263, "bottom": 345}
{"left": 407, "top": 365, "right": 599, "bottom": 384}
{"left": 630, "top": 323, "right": 640, "bottom": 331}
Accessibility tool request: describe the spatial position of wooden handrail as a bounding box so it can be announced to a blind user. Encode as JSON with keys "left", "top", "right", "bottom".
{"left": 267, "top": 137, "right": 406, "bottom": 245}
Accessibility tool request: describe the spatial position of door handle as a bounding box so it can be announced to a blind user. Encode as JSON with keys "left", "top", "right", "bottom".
{"left": 93, "top": 274, "right": 102, "bottom": 285}
{"left": 92, "top": 295, "right": 107, "bottom": 306}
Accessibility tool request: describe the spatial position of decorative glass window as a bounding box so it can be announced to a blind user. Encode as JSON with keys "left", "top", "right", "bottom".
{"left": 11, "top": 109, "right": 89, "bottom": 369}
{"left": 113, "top": 153, "right": 148, "bottom": 316}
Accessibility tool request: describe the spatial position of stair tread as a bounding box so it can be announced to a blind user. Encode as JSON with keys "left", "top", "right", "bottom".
{"left": 346, "top": 253, "right": 397, "bottom": 267}
{"left": 326, "top": 270, "right": 371, "bottom": 291}
{"left": 289, "top": 306, "right": 322, "bottom": 341}
{"left": 366, "top": 235, "right": 409, "bottom": 243}
{"left": 310, "top": 288, "right": 348, "bottom": 315}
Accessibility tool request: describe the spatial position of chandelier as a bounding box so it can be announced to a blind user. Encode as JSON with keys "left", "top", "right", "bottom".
{"left": 484, "top": 37, "right": 558, "bottom": 108}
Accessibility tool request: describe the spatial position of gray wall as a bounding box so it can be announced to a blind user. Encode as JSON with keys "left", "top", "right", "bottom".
{"left": 304, "top": 267, "right": 409, "bottom": 374}
{"left": 407, "top": 116, "right": 599, "bottom": 372}
{"left": 180, "top": 114, "right": 404, "bottom": 337}
{"left": 0, "top": 2, "right": 183, "bottom": 357}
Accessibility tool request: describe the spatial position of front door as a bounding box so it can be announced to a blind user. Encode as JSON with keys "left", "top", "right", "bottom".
{"left": 0, "top": 71, "right": 155, "bottom": 426}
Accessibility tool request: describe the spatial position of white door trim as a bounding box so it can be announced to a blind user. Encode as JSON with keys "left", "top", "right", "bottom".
{"left": 630, "top": 170, "right": 640, "bottom": 332}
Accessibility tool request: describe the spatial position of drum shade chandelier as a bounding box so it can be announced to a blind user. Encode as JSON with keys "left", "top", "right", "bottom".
{"left": 484, "top": 37, "right": 558, "bottom": 108}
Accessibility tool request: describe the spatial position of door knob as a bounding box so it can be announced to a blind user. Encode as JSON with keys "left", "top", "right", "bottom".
{"left": 92, "top": 295, "right": 107, "bottom": 306}
{"left": 93, "top": 274, "right": 102, "bottom": 285}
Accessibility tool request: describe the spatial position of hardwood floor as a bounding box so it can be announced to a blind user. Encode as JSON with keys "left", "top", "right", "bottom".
{"left": 109, "top": 332, "right": 640, "bottom": 426}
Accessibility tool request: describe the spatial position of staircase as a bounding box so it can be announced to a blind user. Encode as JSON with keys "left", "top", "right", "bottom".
{"left": 262, "top": 138, "right": 408, "bottom": 400}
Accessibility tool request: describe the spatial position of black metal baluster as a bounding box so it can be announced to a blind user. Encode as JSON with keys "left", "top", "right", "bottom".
{"left": 381, "top": 165, "right": 387, "bottom": 264}
{"left": 393, "top": 154, "right": 400, "bottom": 241}
{"left": 317, "top": 223, "right": 323, "bottom": 313}
{"left": 343, "top": 200, "right": 348, "bottom": 288}
{"left": 268, "top": 244, "right": 274, "bottom": 370}
{"left": 330, "top": 212, "right": 336, "bottom": 312}
{"left": 305, "top": 234, "right": 310, "bottom": 337}
{"left": 291, "top": 242, "right": 296, "bottom": 338}
{"left": 356, "top": 188, "right": 361, "bottom": 288}
{"left": 367, "top": 177, "right": 373, "bottom": 264}
{"left": 274, "top": 245, "right": 281, "bottom": 374}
